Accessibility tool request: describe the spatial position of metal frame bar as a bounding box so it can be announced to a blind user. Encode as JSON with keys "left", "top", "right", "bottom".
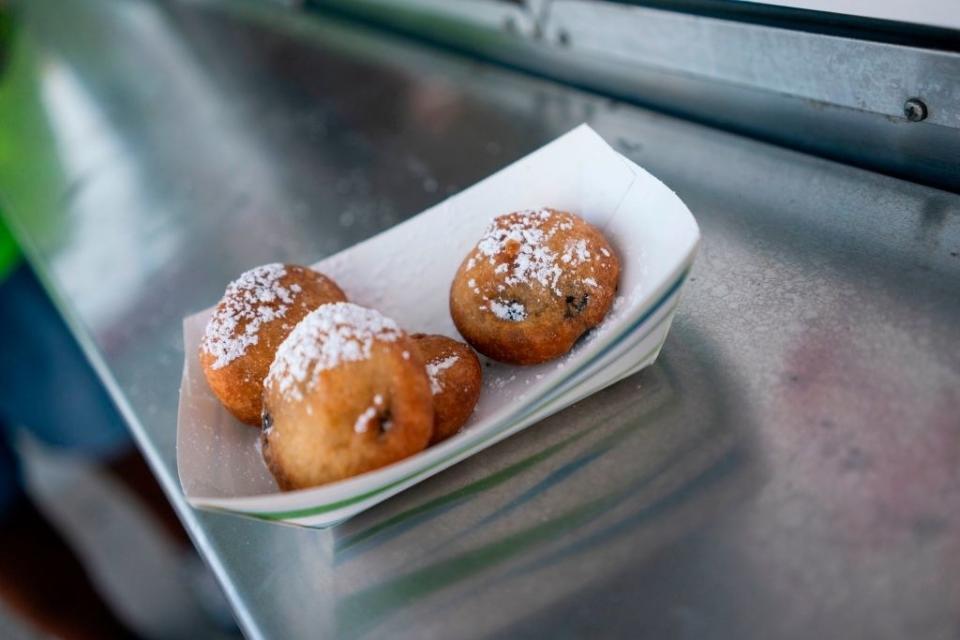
{"left": 309, "top": 0, "right": 960, "bottom": 192}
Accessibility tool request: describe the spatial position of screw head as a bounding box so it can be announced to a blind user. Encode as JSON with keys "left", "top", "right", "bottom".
{"left": 904, "top": 98, "right": 928, "bottom": 122}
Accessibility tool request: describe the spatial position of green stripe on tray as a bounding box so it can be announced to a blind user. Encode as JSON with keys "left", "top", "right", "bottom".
{"left": 243, "top": 268, "right": 689, "bottom": 522}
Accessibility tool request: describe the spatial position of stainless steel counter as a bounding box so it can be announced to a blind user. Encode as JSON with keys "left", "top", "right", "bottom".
{"left": 1, "top": 1, "right": 958, "bottom": 638}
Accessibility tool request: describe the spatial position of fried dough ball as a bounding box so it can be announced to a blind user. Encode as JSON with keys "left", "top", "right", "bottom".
{"left": 450, "top": 209, "right": 620, "bottom": 364}
{"left": 200, "top": 263, "right": 347, "bottom": 425}
{"left": 411, "top": 334, "right": 482, "bottom": 444}
{"left": 261, "top": 303, "right": 433, "bottom": 489}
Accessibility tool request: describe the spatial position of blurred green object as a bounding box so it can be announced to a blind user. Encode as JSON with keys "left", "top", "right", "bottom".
{"left": 0, "top": 0, "right": 70, "bottom": 280}
{"left": 0, "top": 216, "right": 18, "bottom": 282}
{"left": 0, "top": 2, "right": 21, "bottom": 282}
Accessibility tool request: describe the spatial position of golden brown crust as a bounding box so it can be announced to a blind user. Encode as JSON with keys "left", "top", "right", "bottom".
{"left": 199, "top": 264, "right": 346, "bottom": 425}
{"left": 411, "top": 334, "right": 482, "bottom": 444}
{"left": 450, "top": 209, "right": 620, "bottom": 365}
{"left": 261, "top": 304, "right": 434, "bottom": 489}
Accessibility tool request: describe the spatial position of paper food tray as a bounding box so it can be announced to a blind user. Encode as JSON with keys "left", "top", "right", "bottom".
{"left": 176, "top": 124, "right": 700, "bottom": 527}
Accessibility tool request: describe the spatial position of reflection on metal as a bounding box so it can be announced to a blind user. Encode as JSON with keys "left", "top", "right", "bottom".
{"left": 40, "top": 59, "right": 178, "bottom": 327}
{"left": 311, "top": 0, "right": 960, "bottom": 192}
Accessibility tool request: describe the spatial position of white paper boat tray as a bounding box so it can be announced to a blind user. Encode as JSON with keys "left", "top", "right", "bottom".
{"left": 177, "top": 125, "right": 700, "bottom": 528}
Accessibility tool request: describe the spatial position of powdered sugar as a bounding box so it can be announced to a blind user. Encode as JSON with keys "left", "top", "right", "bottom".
{"left": 426, "top": 355, "right": 459, "bottom": 394}
{"left": 465, "top": 209, "right": 604, "bottom": 319}
{"left": 266, "top": 302, "right": 402, "bottom": 401}
{"left": 474, "top": 209, "right": 564, "bottom": 294}
{"left": 488, "top": 300, "right": 527, "bottom": 321}
{"left": 201, "top": 263, "right": 298, "bottom": 370}
{"left": 567, "top": 239, "right": 591, "bottom": 263}
{"left": 354, "top": 406, "right": 377, "bottom": 433}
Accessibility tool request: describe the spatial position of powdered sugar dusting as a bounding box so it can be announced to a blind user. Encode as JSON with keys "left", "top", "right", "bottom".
{"left": 426, "top": 355, "right": 459, "bottom": 394}
{"left": 354, "top": 406, "right": 377, "bottom": 433}
{"left": 465, "top": 209, "right": 606, "bottom": 320}
{"left": 489, "top": 300, "right": 527, "bottom": 321}
{"left": 568, "top": 239, "right": 591, "bottom": 263}
{"left": 201, "top": 263, "right": 297, "bottom": 369}
{"left": 474, "top": 209, "right": 564, "bottom": 294}
{"left": 266, "top": 302, "right": 402, "bottom": 402}
{"left": 565, "top": 290, "right": 635, "bottom": 354}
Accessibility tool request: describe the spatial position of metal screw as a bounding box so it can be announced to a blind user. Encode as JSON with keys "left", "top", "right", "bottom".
{"left": 904, "top": 98, "right": 928, "bottom": 122}
{"left": 557, "top": 29, "right": 571, "bottom": 47}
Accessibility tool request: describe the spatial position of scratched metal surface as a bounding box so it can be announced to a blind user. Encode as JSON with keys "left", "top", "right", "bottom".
{"left": 0, "top": 0, "right": 958, "bottom": 638}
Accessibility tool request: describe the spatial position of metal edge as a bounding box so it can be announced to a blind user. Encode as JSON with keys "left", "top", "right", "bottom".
{"left": 307, "top": 0, "right": 960, "bottom": 193}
